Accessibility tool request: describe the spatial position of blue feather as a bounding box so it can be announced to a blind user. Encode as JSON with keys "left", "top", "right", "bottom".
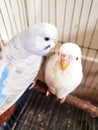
{"left": 0, "top": 66, "right": 9, "bottom": 105}
{"left": 44, "top": 45, "right": 51, "bottom": 50}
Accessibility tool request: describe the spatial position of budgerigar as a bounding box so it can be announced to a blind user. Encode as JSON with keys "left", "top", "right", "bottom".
{"left": 45, "top": 43, "right": 83, "bottom": 103}
{"left": 0, "top": 23, "right": 58, "bottom": 115}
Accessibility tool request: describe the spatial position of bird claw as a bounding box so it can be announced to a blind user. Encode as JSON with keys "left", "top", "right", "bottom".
{"left": 29, "top": 80, "right": 36, "bottom": 89}
{"left": 46, "top": 89, "right": 50, "bottom": 96}
{"left": 60, "top": 97, "right": 66, "bottom": 104}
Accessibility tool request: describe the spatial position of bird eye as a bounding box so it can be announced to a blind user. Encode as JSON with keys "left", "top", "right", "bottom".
{"left": 76, "top": 57, "right": 78, "bottom": 60}
{"left": 44, "top": 37, "right": 50, "bottom": 41}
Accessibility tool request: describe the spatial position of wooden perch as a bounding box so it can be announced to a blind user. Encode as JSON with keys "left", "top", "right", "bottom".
{"left": 35, "top": 80, "right": 98, "bottom": 117}
{"left": 65, "top": 95, "right": 98, "bottom": 117}
{"left": 0, "top": 105, "right": 16, "bottom": 125}
{"left": 0, "top": 80, "right": 98, "bottom": 125}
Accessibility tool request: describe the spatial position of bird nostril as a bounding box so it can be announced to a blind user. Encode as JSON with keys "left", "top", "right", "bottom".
{"left": 61, "top": 55, "right": 66, "bottom": 60}
{"left": 62, "top": 54, "right": 66, "bottom": 58}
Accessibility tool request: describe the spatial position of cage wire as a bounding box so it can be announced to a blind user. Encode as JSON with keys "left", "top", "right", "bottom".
{"left": 0, "top": 0, "right": 98, "bottom": 130}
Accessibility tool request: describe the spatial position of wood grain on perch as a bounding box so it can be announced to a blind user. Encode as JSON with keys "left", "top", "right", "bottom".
{"left": 35, "top": 80, "right": 98, "bottom": 117}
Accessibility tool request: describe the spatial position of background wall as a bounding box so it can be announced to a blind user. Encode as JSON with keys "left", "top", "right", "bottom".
{"left": 0, "top": 0, "right": 98, "bottom": 101}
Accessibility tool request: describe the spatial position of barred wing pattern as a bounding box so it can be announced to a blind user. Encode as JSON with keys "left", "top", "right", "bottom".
{"left": 0, "top": 55, "right": 42, "bottom": 115}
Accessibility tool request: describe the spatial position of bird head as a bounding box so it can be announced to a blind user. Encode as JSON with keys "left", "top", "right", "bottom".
{"left": 22, "top": 23, "right": 58, "bottom": 56}
{"left": 57, "top": 43, "right": 82, "bottom": 70}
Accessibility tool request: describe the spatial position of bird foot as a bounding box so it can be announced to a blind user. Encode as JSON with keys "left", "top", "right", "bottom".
{"left": 46, "top": 89, "right": 51, "bottom": 96}
{"left": 29, "top": 80, "right": 36, "bottom": 89}
{"left": 60, "top": 97, "right": 66, "bottom": 104}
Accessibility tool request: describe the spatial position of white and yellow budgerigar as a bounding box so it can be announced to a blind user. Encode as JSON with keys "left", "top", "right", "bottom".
{"left": 45, "top": 43, "right": 83, "bottom": 103}
{"left": 0, "top": 23, "right": 58, "bottom": 115}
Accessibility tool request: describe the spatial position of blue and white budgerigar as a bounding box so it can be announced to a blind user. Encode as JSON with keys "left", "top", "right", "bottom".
{"left": 45, "top": 43, "right": 83, "bottom": 103}
{"left": 0, "top": 23, "right": 58, "bottom": 115}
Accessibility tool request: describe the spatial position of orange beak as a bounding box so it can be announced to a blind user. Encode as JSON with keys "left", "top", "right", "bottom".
{"left": 60, "top": 59, "right": 69, "bottom": 70}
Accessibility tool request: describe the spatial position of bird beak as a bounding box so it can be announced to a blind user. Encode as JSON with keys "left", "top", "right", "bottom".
{"left": 60, "top": 59, "right": 69, "bottom": 70}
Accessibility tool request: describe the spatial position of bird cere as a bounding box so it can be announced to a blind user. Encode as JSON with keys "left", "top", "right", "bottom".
{"left": 45, "top": 43, "right": 83, "bottom": 103}
{"left": 0, "top": 22, "right": 58, "bottom": 115}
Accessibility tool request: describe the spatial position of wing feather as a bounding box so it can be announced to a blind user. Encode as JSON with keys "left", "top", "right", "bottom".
{"left": 3, "top": 55, "right": 42, "bottom": 95}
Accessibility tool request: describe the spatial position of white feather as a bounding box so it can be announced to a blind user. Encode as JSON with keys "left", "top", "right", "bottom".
{"left": 0, "top": 22, "right": 58, "bottom": 115}
{"left": 3, "top": 55, "right": 42, "bottom": 95}
{"left": 45, "top": 43, "right": 83, "bottom": 99}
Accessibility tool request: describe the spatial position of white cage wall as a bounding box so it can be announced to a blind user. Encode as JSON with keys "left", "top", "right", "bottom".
{"left": 0, "top": 0, "right": 98, "bottom": 101}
